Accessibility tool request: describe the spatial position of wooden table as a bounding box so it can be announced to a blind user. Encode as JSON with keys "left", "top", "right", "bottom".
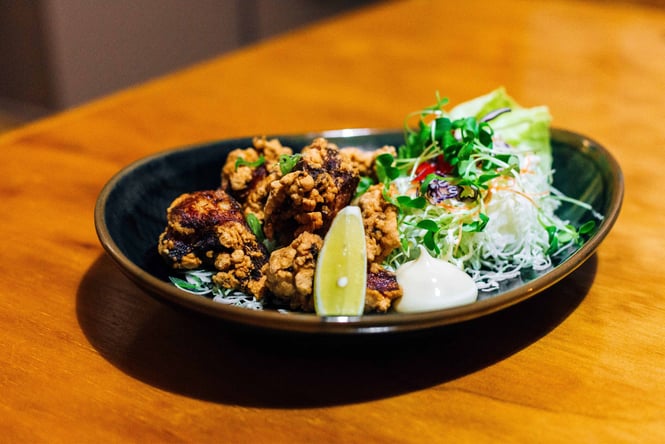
{"left": 2, "top": 0, "right": 664, "bottom": 442}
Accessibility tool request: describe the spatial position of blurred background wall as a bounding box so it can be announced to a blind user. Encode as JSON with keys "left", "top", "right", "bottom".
{"left": 0, "top": 0, "right": 375, "bottom": 124}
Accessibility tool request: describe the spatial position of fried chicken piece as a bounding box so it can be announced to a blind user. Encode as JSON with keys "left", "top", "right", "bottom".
{"left": 340, "top": 145, "right": 397, "bottom": 179}
{"left": 157, "top": 189, "right": 269, "bottom": 299}
{"left": 365, "top": 263, "right": 403, "bottom": 313}
{"left": 264, "top": 230, "right": 401, "bottom": 313}
{"left": 265, "top": 231, "right": 323, "bottom": 311}
{"left": 221, "top": 137, "right": 293, "bottom": 221}
{"left": 355, "top": 182, "right": 402, "bottom": 312}
{"left": 263, "top": 137, "right": 359, "bottom": 245}
{"left": 358, "top": 183, "right": 401, "bottom": 264}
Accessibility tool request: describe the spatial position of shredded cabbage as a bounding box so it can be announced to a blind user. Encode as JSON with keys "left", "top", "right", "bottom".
{"left": 170, "top": 270, "right": 263, "bottom": 310}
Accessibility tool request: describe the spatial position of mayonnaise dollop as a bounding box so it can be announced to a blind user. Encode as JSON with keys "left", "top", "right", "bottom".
{"left": 394, "top": 246, "right": 478, "bottom": 313}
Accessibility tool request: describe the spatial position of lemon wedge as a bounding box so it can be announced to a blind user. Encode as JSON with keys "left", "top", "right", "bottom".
{"left": 314, "top": 206, "right": 367, "bottom": 316}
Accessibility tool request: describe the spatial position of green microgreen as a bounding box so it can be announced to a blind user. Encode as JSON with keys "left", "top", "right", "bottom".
{"left": 545, "top": 219, "right": 597, "bottom": 256}
{"left": 396, "top": 195, "right": 427, "bottom": 210}
{"left": 169, "top": 274, "right": 210, "bottom": 294}
{"left": 579, "top": 220, "right": 596, "bottom": 235}
{"left": 416, "top": 219, "right": 441, "bottom": 255}
{"left": 419, "top": 173, "right": 441, "bottom": 194}
{"left": 235, "top": 155, "right": 265, "bottom": 170}
{"left": 278, "top": 153, "right": 302, "bottom": 175}
{"left": 376, "top": 152, "right": 401, "bottom": 184}
{"left": 462, "top": 213, "right": 490, "bottom": 232}
{"left": 354, "top": 176, "right": 375, "bottom": 200}
{"left": 245, "top": 213, "right": 265, "bottom": 243}
{"left": 398, "top": 96, "right": 522, "bottom": 201}
{"left": 422, "top": 92, "right": 449, "bottom": 113}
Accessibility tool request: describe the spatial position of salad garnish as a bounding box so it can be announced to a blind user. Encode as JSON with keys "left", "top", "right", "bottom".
{"left": 365, "top": 87, "right": 599, "bottom": 290}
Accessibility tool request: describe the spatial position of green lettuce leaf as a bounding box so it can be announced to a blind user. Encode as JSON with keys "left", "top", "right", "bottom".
{"left": 448, "top": 87, "right": 518, "bottom": 120}
{"left": 490, "top": 105, "right": 552, "bottom": 176}
{"left": 449, "top": 87, "right": 552, "bottom": 177}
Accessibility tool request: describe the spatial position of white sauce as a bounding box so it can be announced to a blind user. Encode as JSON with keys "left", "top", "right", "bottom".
{"left": 394, "top": 246, "right": 478, "bottom": 313}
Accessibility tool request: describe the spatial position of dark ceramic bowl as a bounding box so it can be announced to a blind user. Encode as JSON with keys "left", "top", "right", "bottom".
{"left": 94, "top": 128, "right": 623, "bottom": 334}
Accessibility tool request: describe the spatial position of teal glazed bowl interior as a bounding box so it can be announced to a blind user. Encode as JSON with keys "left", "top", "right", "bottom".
{"left": 94, "top": 128, "right": 623, "bottom": 334}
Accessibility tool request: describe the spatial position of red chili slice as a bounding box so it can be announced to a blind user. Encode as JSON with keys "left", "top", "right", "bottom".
{"left": 412, "top": 155, "right": 453, "bottom": 183}
{"left": 435, "top": 155, "right": 453, "bottom": 175}
{"left": 412, "top": 162, "right": 437, "bottom": 183}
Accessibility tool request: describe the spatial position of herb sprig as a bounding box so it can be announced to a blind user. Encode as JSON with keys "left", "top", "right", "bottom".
{"left": 278, "top": 153, "right": 302, "bottom": 175}
{"left": 235, "top": 155, "right": 265, "bottom": 170}
{"left": 399, "top": 99, "right": 518, "bottom": 194}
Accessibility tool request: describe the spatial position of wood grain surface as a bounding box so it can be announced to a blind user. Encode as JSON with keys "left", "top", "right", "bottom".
{"left": 1, "top": 0, "right": 664, "bottom": 442}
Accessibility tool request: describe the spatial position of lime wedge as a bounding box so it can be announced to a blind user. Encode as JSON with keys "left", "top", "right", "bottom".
{"left": 314, "top": 206, "right": 367, "bottom": 316}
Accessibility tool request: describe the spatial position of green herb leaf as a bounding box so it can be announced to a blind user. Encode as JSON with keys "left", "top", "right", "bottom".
{"left": 557, "top": 231, "right": 574, "bottom": 244}
{"left": 376, "top": 153, "right": 401, "bottom": 183}
{"left": 245, "top": 213, "right": 265, "bottom": 242}
{"left": 579, "top": 220, "right": 596, "bottom": 235}
{"left": 462, "top": 213, "right": 490, "bottom": 232}
{"left": 478, "top": 173, "right": 500, "bottom": 185}
{"left": 416, "top": 219, "right": 439, "bottom": 232}
{"left": 419, "top": 173, "right": 440, "bottom": 194}
{"left": 432, "top": 116, "right": 452, "bottom": 141}
{"left": 235, "top": 155, "right": 265, "bottom": 170}
{"left": 423, "top": 230, "right": 440, "bottom": 255}
{"left": 169, "top": 276, "right": 209, "bottom": 293}
{"left": 354, "top": 176, "right": 375, "bottom": 199}
{"left": 545, "top": 225, "right": 562, "bottom": 255}
{"left": 396, "top": 195, "right": 427, "bottom": 210}
{"left": 417, "top": 220, "right": 441, "bottom": 254}
{"left": 422, "top": 92, "right": 449, "bottom": 112}
{"left": 278, "top": 153, "right": 302, "bottom": 175}
{"left": 477, "top": 121, "right": 494, "bottom": 146}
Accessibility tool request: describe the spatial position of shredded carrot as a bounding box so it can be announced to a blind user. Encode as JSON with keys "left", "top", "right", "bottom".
{"left": 454, "top": 224, "right": 464, "bottom": 255}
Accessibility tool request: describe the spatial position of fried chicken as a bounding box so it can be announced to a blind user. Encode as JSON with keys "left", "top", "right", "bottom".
{"left": 221, "top": 137, "right": 293, "bottom": 222}
{"left": 265, "top": 231, "right": 323, "bottom": 311}
{"left": 263, "top": 137, "right": 359, "bottom": 245}
{"left": 365, "top": 263, "right": 403, "bottom": 313}
{"left": 358, "top": 183, "right": 401, "bottom": 264}
{"left": 160, "top": 137, "right": 407, "bottom": 312}
{"left": 340, "top": 145, "right": 397, "bottom": 179}
{"left": 157, "top": 189, "right": 269, "bottom": 299}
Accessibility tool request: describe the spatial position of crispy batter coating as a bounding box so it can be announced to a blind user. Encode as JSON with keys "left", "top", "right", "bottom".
{"left": 221, "top": 137, "right": 292, "bottom": 221}
{"left": 263, "top": 138, "right": 359, "bottom": 245}
{"left": 358, "top": 183, "right": 401, "bottom": 264}
{"left": 340, "top": 145, "right": 397, "bottom": 178}
{"left": 365, "top": 263, "right": 403, "bottom": 313}
{"left": 157, "top": 189, "right": 269, "bottom": 299}
{"left": 265, "top": 231, "right": 323, "bottom": 311}
{"left": 356, "top": 182, "right": 402, "bottom": 312}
